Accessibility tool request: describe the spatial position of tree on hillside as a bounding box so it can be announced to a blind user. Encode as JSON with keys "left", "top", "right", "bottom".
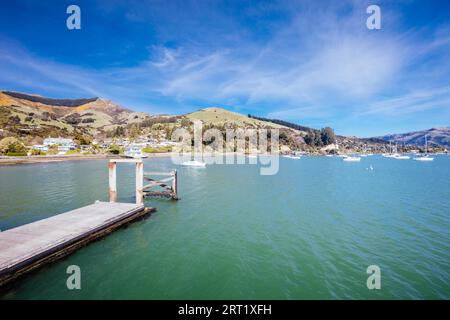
{"left": 113, "top": 126, "right": 125, "bottom": 137}
{"left": 304, "top": 129, "right": 322, "bottom": 146}
{"left": 180, "top": 118, "right": 191, "bottom": 127}
{"left": 304, "top": 127, "right": 336, "bottom": 147}
{"left": 128, "top": 124, "right": 141, "bottom": 139}
{"left": 0, "top": 137, "right": 26, "bottom": 154}
{"left": 74, "top": 133, "right": 92, "bottom": 145}
{"left": 108, "top": 144, "right": 121, "bottom": 155}
{"left": 320, "top": 127, "right": 336, "bottom": 145}
{"left": 304, "top": 129, "right": 314, "bottom": 145}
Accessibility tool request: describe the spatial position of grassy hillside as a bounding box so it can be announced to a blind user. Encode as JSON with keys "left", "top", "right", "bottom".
{"left": 186, "top": 107, "right": 291, "bottom": 129}
{"left": 0, "top": 91, "right": 147, "bottom": 138}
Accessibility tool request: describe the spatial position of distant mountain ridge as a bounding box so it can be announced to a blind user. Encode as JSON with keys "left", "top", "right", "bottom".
{"left": 377, "top": 127, "right": 450, "bottom": 148}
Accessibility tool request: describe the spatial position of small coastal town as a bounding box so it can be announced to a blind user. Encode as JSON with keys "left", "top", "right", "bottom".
{"left": 0, "top": 91, "right": 448, "bottom": 163}
{"left": 28, "top": 136, "right": 178, "bottom": 157}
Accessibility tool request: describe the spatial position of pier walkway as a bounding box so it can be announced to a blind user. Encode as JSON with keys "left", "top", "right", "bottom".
{"left": 0, "top": 201, "right": 153, "bottom": 286}
{"left": 0, "top": 158, "right": 178, "bottom": 287}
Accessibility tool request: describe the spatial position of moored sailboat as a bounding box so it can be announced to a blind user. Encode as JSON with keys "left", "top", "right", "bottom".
{"left": 413, "top": 135, "right": 434, "bottom": 161}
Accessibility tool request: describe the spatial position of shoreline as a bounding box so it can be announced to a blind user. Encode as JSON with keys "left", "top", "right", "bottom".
{"left": 1, "top": 151, "right": 447, "bottom": 166}
{"left": 0, "top": 153, "right": 171, "bottom": 166}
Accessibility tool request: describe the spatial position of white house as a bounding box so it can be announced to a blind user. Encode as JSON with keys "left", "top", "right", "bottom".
{"left": 32, "top": 145, "right": 49, "bottom": 152}
{"left": 158, "top": 140, "right": 179, "bottom": 147}
{"left": 124, "top": 144, "right": 147, "bottom": 159}
{"left": 43, "top": 137, "right": 75, "bottom": 147}
{"left": 43, "top": 137, "right": 76, "bottom": 154}
{"left": 58, "top": 145, "right": 73, "bottom": 152}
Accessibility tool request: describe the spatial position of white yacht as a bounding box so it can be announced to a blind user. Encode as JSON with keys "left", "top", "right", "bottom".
{"left": 414, "top": 155, "right": 434, "bottom": 161}
{"left": 413, "top": 135, "right": 434, "bottom": 162}
{"left": 181, "top": 160, "right": 207, "bottom": 167}
{"left": 343, "top": 156, "right": 361, "bottom": 162}
{"left": 283, "top": 154, "right": 301, "bottom": 159}
{"left": 393, "top": 155, "right": 410, "bottom": 160}
{"left": 383, "top": 142, "right": 398, "bottom": 158}
{"left": 124, "top": 145, "right": 147, "bottom": 159}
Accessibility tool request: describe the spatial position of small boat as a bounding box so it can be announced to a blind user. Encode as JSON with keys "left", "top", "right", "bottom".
{"left": 383, "top": 142, "right": 398, "bottom": 158}
{"left": 413, "top": 135, "right": 434, "bottom": 162}
{"left": 181, "top": 160, "right": 207, "bottom": 167}
{"left": 343, "top": 156, "right": 361, "bottom": 162}
{"left": 392, "top": 155, "right": 410, "bottom": 160}
{"left": 414, "top": 155, "right": 434, "bottom": 161}
{"left": 124, "top": 146, "right": 148, "bottom": 159}
{"left": 283, "top": 155, "right": 301, "bottom": 159}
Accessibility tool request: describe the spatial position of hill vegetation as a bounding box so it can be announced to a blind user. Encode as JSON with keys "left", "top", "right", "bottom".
{"left": 248, "top": 114, "right": 313, "bottom": 132}
{"left": 2, "top": 91, "right": 98, "bottom": 107}
{"left": 0, "top": 91, "right": 447, "bottom": 155}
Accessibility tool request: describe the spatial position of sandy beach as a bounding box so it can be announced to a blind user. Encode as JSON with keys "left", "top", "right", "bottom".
{"left": 0, "top": 153, "right": 172, "bottom": 165}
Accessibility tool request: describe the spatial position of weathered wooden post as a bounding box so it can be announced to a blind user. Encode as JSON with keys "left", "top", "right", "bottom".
{"left": 135, "top": 160, "right": 144, "bottom": 205}
{"left": 172, "top": 169, "right": 178, "bottom": 199}
{"left": 109, "top": 160, "right": 117, "bottom": 203}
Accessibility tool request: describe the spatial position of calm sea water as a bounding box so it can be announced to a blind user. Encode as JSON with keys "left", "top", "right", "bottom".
{"left": 0, "top": 155, "right": 449, "bottom": 299}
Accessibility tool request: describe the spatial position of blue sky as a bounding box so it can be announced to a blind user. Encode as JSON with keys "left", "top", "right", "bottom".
{"left": 0, "top": 0, "right": 449, "bottom": 137}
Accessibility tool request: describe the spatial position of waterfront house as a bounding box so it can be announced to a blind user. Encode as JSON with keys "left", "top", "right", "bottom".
{"left": 43, "top": 137, "right": 75, "bottom": 147}
{"left": 124, "top": 145, "right": 147, "bottom": 159}
{"left": 58, "top": 145, "right": 73, "bottom": 153}
{"left": 158, "top": 140, "right": 178, "bottom": 147}
{"left": 32, "top": 145, "right": 49, "bottom": 152}
{"left": 79, "top": 144, "right": 91, "bottom": 151}
{"left": 44, "top": 137, "right": 76, "bottom": 154}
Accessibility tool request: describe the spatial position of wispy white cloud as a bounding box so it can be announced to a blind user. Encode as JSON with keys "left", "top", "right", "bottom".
{"left": 360, "top": 86, "right": 450, "bottom": 115}
{"left": 0, "top": 0, "right": 449, "bottom": 131}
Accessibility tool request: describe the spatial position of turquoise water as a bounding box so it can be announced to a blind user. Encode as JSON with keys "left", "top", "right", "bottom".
{"left": 0, "top": 155, "right": 449, "bottom": 299}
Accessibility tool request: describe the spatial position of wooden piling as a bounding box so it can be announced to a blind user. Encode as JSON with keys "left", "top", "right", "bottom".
{"left": 172, "top": 170, "right": 178, "bottom": 199}
{"left": 135, "top": 161, "right": 144, "bottom": 205}
{"left": 108, "top": 161, "right": 117, "bottom": 202}
{"left": 109, "top": 159, "right": 144, "bottom": 205}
